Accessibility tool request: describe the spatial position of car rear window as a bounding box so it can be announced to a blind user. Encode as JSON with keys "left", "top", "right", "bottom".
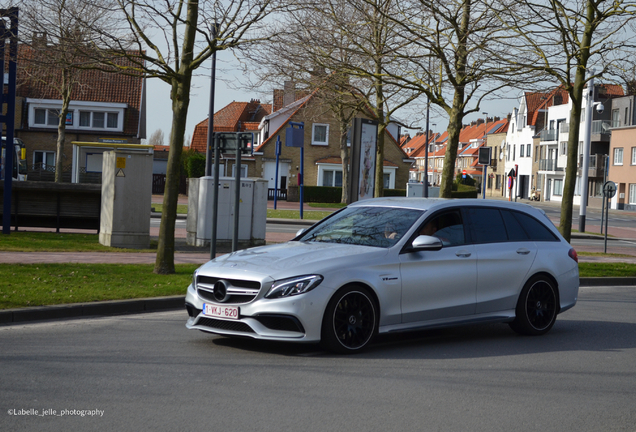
{"left": 508, "top": 210, "right": 558, "bottom": 241}
{"left": 467, "top": 207, "right": 559, "bottom": 244}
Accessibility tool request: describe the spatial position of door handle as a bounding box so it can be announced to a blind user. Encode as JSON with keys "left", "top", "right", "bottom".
{"left": 455, "top": 250, "right": 471, "bottom": 258}
{"left": 516, "top": 248, "right": 531, "bottom": 255}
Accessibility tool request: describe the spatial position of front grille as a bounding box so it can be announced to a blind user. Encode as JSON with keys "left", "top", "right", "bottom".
{"left": 198, "top": 276, "right": 260, "bottom": 289}
{"left": 254, "top": 314, "right": 305, "bottom": 333}
{"left": 196, "top": 276, "right": 261, "bottom": 305}
{"left": 196, "top": 317, "right": 255, "bottom": 333}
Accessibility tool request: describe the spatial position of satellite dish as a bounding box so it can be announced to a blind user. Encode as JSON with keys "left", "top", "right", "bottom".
{"left": 500, "top": 139, "right": 506, "bottom": 149}
{"left": 499, "top": 151, "right": 504, "bottom": 160}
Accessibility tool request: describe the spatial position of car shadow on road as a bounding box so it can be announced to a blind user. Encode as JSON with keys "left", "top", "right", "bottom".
{"left": 193, "top": 319, "right": 636, "bottom": 359}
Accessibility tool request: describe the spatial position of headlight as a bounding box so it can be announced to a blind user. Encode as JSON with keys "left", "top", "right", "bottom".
{"left": 265, "top": 275, "right": 323, "bottom": 299}
{"left": 192, "top": 268, "right": 199, "bottom": 289}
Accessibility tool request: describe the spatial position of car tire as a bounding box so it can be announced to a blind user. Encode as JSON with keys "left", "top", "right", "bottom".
{"left": 321, "top": 286, "right": 378, "bottom": 354}
{"left": 510, "top": 275, "right": 558, "bottom": 336}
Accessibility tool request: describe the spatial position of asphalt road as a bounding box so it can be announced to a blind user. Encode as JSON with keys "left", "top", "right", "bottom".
{"left": 1, "top": 286, "right": 635, "bottom": 432}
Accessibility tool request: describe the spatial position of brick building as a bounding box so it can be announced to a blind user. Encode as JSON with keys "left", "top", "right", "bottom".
{"left": 11, "top": 45, "right": 145, "bottom": 179}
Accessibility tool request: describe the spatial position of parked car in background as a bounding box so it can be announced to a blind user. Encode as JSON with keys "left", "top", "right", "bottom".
{"left": 185, "top": 198, "right": 579, "bottom": 353}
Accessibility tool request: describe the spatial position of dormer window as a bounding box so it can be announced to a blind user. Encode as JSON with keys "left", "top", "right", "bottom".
{"left": 28, "top": 99, "right": 126, "bottom": 132}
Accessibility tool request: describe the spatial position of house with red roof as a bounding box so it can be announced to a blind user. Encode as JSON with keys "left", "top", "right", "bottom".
{"left": 252, "top": 85, "right": 413, "bottom": 197}
{"left": 189, "top": 99, "right": 272, "bottom": 178}
{"left": 190, "top": 82, "right": 413, "bottom": 197}
{"left": 13, "top": 45, "right": 146, "bottom": 179}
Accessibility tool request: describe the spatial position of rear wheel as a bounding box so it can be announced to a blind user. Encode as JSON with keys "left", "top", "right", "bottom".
{"left": 510, "top": 275, "right": 558, "bottom": 335}
{"left": 321, "top": 286, "right": 377, "bottom": 354}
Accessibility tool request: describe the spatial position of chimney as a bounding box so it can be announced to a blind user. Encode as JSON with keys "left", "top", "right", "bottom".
{"left": 283, "top": 81, "right": 296, "bottom": 108}
{"left": 273, "top": 89, "right": 284, "bottom": 112}
{"left": 32, "top": 31, "right": 47, "bottom": 47}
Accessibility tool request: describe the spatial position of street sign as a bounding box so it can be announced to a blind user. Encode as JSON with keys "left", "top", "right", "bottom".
{"left": 603, "top": 181, "right": 617, "bottom": 199}
{"left": 478, "top": 147, "right": 491, "bottom": 165}
{"left": 215, "top": 132, "right": 253, "bottom": 154}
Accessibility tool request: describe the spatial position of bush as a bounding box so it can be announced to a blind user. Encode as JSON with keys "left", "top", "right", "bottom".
{"left": 183, "top": 151, "right": 206, "bottom": 178}
{"left": 384, "top": 188, "right": 406, "bottom": 197}
{"left": 303, "top": 186, "right": 343, "bottom": 203}
{"left": 451, "top": 190, "right": 478, "bottom": 198}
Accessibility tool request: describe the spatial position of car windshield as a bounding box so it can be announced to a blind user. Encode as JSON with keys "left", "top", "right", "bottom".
{"left": 297, "top": 206, "right": 424, "bottom": 248}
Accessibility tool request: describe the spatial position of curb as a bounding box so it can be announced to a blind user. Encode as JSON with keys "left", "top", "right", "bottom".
{"left": 0, "top": 296, "right": 184, "bottom": 325}
{"left": 2, "top": 278, "right": 636, "bottom": 325}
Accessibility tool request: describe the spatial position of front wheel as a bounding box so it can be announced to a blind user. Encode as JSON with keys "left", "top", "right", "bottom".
{"left": 510, "top": 276, "right": 558, "bottom": 336}
{"left": 321, "top": 286, "right": 377, "bottom": 354}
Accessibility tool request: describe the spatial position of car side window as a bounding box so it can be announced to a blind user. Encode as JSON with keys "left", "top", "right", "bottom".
{"left": 466, "top": 208, "right": 508, "bottom": 244}
{"left": 510, "top": 211, "right": 559, "bottom": 241}
{"left": 419, "top": 210, "right": 465, "bottom": 246}
{"left": 501, "top": 209, "right": 530, "bottom": 241}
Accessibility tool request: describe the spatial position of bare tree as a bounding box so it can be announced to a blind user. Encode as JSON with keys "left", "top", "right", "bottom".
{"left": 18, "top": 0, "right": 116, "bottom": 182}
{"left": 243, "top": 1, "right": 377, "bottom": 202}
{"left": 497, "top": 0, "right": 636, "bottom": 241}
{"left": 148, "top": 128, "right": 165, "bottom": 147}
{"left": 75, "top": 0, "right": 279, "bottom": 274}
{"left": 364, "top": 0, "right": 530, "bottom": 198}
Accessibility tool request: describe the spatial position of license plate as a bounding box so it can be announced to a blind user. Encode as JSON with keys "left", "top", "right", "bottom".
{"left": 203, "top": 303, "right": 239, "bottom": 320}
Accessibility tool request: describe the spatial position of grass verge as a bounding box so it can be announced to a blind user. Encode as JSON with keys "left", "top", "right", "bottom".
{"left": 577, "top": 262, "right": 636, "bottom": 278}
{"left": 151, "top": 203, "right": 188, "bottom": 214}
{"left": 0, "top": 264, "right": 197, "bottom": 309}
{"left": 0, "top": 262, "right": 633, "bottom": 310}
{"left": 267, "top": 209, "right": 333, "bottom": 220}
{"left": 0, "top": 232, "right": 157, "bottom": 253}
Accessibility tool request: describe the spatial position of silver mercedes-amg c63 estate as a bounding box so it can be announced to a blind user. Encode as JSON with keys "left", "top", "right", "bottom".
{"left": 185, "top": 198, "right": 579, "bottom": 353}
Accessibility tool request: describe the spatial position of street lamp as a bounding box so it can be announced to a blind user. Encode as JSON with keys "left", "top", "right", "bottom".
{"left": 482, "top": 112, "right": 488, "bottom": 199}
{"left": 579, "top": 70, "right": 604, "bottom": 233}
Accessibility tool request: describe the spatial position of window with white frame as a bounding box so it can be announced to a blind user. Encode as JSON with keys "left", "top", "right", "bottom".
{"left": 559, "top": 141, "right": 567, "bottom": 155}
{"left": 630, "top": 184, "right": 636, "bottom": 205}
{"left": 553, "top": 179, "right": 563, "bottom": 196}
{"left": 33, "top": 108, "right": 60, "bottom": 126}
{"left": 526, "top": 144, "right": 531, "bottom": 157}
{"left": 28, "top": 99, "right": 126, "bottom": 132}
{"left": 520, "top": 144, "right": 525, "bottom": 158}
{"left": 312, "top": 124, "right": 329, "bottom": 145}
{"left": 632, "top": 147, "right": 636, "bottom": 165}
{"left": 33, "top": 150, "right": 55, "bottom": 169}
{"left": 322, "top": 170, "right": 343, "bottom": 187}
{"left": 614, "top": 147, "right": 624, "bottom": 165}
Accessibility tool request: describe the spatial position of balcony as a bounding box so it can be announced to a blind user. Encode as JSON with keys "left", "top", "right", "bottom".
{"left": 578, "top": 153, "right": 607, "bottom": 178}
{"left": 540, "top": 129, "right": 558, "bottom": 142}
{"left": 591, "top": 120, "right": 611, "bottom": 134}
{"left": 539, "top": 159, "right": 563, "bottom": 172}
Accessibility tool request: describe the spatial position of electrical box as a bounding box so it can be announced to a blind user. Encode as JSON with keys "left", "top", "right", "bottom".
{"left": 187, "top": 177, "right": 268, "bottom": 249}
{"left": 406, "top": 183, "right": 439, "bottom": 198}
{"left": 99, "top": 151, "right": 153, "bottom": 248}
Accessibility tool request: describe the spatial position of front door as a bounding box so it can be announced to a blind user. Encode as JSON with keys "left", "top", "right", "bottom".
{"left": 399, "top": 209, "right": 477, "bottom": 323}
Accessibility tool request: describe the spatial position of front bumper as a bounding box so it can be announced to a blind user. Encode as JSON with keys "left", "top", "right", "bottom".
{"left": 185, "top": 283, "right": 331, "bottom": 343}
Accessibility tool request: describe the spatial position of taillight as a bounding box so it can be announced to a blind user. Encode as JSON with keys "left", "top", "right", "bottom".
{"left": 568, "top": 248, "right": 578, "bottom": 263}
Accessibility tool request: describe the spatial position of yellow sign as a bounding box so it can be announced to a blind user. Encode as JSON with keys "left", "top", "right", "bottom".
{"left": 116, "top": 157, "right": 126, "bottom": 169}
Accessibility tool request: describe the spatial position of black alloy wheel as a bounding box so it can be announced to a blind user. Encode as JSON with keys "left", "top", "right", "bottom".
{"left": 510, "top": 276, "right": 558, "bottom": 336}
{"left": 322, "top": 286, "right": 377, "bottom": 353}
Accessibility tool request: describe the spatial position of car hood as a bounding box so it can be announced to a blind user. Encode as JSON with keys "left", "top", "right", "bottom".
{"left": 197, "top": 241, "right": 389, "bottom": 281}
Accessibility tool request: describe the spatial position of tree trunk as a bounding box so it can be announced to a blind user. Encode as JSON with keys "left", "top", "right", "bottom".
{"left": 439, "top": 0, "right": 469, "bottom": 198}
{"left": 154, "top": 76, "right": 192, "bottom": 275}
{"left": 440, "top": 104, "right": 463, "bottom": 198}
{"left": 55, "top": 72, "right": 72, "bottom": 183}
{"left": 559, "top": 0, "right": 594, "bottom": 243}
{"left": 154, "top": 0, "right": 198, "bottom": 275}
{"left": 338, "top": 113, "right": 350, "bottom": 203}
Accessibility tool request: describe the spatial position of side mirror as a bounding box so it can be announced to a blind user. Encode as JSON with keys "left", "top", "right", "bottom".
{"left": 407, "top": 235, "right": 443, "bottom": 252}
{"left": 295, "top": 228, "right": 307, "bottom": 237}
